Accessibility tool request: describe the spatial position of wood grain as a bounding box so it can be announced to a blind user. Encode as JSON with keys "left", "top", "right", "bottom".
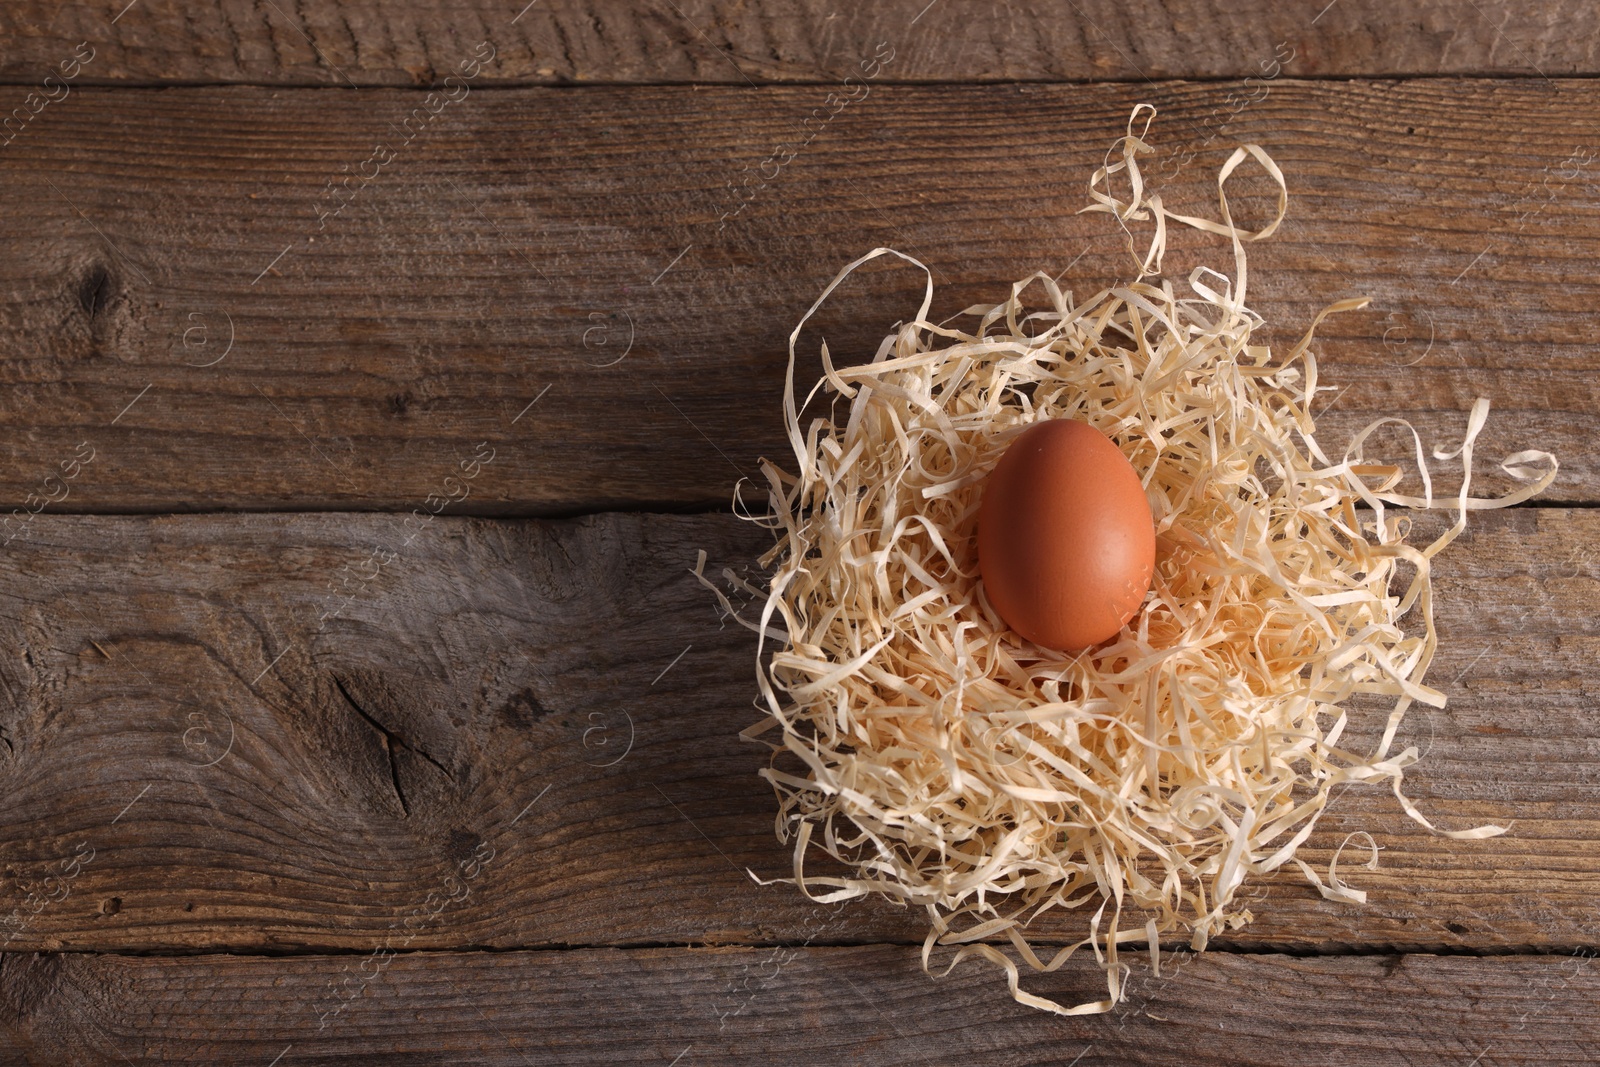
{"left": 0, "top": 945, "right": 1595, "bottom": 1065}
{"left": 0, "top": 80, "right": 1594, "bottom": 513}
{"left": 3, "top": 4, "right": 1593, "bottom": 1058}
{"left": 1, "top": 0, "right": 1597, "bottom": 86}
{"left": 0, "top": 508, "right": 1594, "bottom": 955}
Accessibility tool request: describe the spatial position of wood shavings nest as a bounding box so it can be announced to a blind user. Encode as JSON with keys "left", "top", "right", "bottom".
{"left": 698, "top": 106, "right": 1558, "bottom": 1015}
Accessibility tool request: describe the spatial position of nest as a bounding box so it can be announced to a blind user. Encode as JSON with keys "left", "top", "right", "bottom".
{"left": 699, "top": 107, "right": 1557, "bottom": 1013}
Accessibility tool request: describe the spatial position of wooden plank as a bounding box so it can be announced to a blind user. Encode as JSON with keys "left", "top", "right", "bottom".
{"left": 0, "top": 508, "right": 1595, "bottom": 955}
{"left": 0, "top": 80, "right": 1595, "bottom": 513}
{"left": 1, "top": 0, "right": 1598, "bottom": 86}
{"left": 1, "top": 945, "right": 1596, "bottom": 1064}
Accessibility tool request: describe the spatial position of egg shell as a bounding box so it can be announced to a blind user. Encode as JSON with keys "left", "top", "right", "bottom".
{"left": 977, "top": 418, "right": 1156, "bottom": 651}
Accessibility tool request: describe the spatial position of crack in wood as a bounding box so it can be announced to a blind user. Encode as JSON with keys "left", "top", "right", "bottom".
{"left": 76, "top": 265, "right": 113, "bottom": 319}
{"left": 330, "top": 674, "right": 450, "bottom": 819}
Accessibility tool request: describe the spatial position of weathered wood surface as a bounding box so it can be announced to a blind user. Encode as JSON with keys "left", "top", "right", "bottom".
{"left": 0, "top": 945, "right": 1595, "bottom": 1066}
{"left": 0, "top": 508, "right": 1593, "bottom": 954}
{"left": 1, "top": 3, "right": 1594, "bottom": 1061}
{"left": 0, "top": 80, "right": 1595, "bottom": 513}
{"left": 1, "top": 0, "right": 1596, "bottom": 86}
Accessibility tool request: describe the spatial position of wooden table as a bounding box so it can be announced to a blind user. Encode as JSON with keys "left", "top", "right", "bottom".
{"left": 1, "top": 2, "right": 1597, "bottom": 1062}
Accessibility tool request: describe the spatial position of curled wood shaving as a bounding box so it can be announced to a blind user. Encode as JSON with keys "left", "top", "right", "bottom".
{"left": 707, "top": 106, "right": 1558, "bottom": 1015}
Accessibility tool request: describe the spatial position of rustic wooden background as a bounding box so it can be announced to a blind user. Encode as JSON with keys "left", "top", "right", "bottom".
{"left": 0, "top": 1, "right": 1597, "bottom": 1063}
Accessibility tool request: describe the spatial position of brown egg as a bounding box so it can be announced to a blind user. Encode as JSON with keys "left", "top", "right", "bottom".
{"left": 977, "top": 418, "right": 1155, "bottom": 651}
